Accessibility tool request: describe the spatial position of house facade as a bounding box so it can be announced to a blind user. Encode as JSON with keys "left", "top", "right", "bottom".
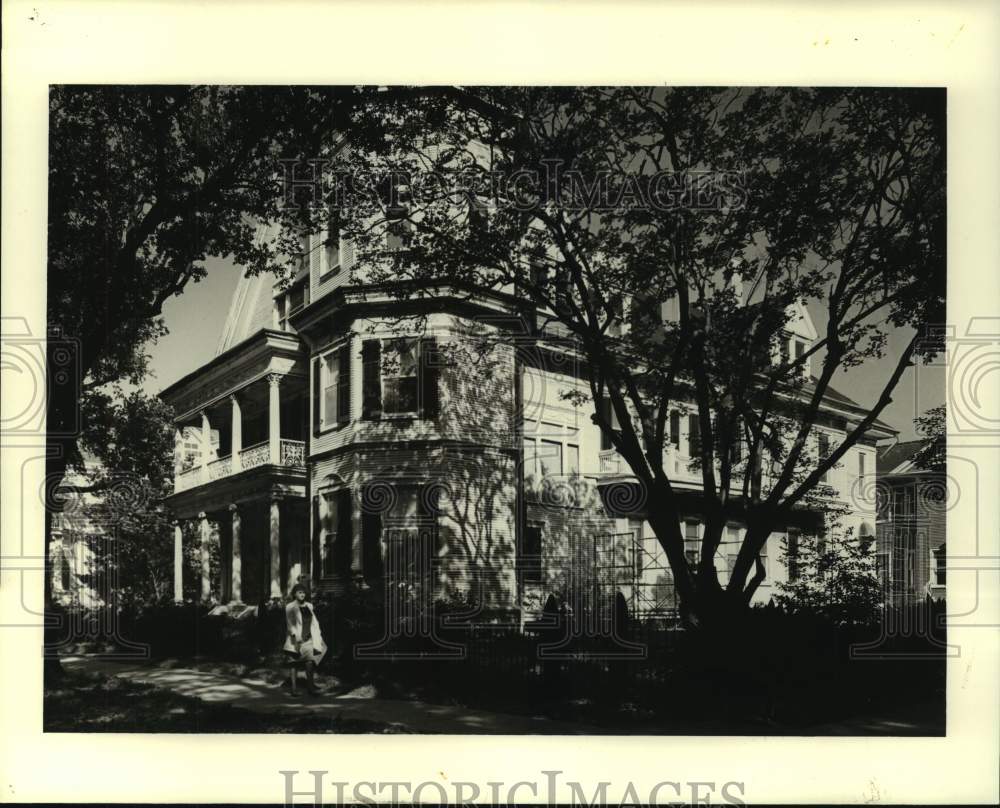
{"left": 875, "top": 439, "right": 947, "bottom": 604}
{"left": 160, "top": 230, "right": 891, "bottom": 624}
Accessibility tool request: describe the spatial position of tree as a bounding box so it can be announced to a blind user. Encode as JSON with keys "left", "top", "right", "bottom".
{"left": 912, "top": 404, "right": 946, "bottom": 471}
{"left": 45, "top": 86, "right": 412, "bottom": 660}
{"left": 322, "top": 87, "right": 945, "bottom": 627}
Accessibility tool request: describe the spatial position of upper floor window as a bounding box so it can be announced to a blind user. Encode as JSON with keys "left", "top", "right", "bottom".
{"left": 277, "top": 278, "right": 309, "bottom": 331}
{"left": 522, "top": 419, "right": 580, "bottom": 483}
{"left": 858, "top": 450, "right": 866, "bottom": 482}
{"left": 688, "top": 413, "right": 701, "bottom": 461}
{"left": 669, "top": 410, "right": 681, "bottom": 450}
{"left": 313, "top": 344, "right": 350, "bottom": 432}
{"left": 383, "top": 338, "right": 419, "bottom": 414}
{"left": 322, "top": 228, "right": 341, "bottom": 280}
{"left": 320, "top": 207, "right": 354, "bottom": 281}
{"left": 361, "top": 337, "right": 440, "bottom": 420}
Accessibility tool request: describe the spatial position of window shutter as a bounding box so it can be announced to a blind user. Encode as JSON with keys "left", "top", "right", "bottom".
{"left": 334, "top": 489, "right": 353, "bottom": 576}
{"left": 311, "top": 496, "right": 321, "bottom": 578}
{"left": 312, "top": 356, "right": 321, "bottom": 436}
{"left": 669, "top": 411, "right": 681, "bottom": 449}
{"left": 419, "top": 337, "right": 440, "bottom": 419}
{"left": 341, "top": 234, "right": 355, "bottom": 272}
{"left": 361, "top": 339, "right": 382, "bottom": 419}
{"left": 337, "top": 345, "right": 351, "bottom": 424}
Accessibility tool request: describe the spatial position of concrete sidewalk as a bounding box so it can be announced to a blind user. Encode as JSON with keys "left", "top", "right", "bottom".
{"left": 59, "top": 655, "right": 598, "bottom": 734}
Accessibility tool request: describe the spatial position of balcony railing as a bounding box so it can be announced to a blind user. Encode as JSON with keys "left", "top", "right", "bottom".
{"left": 175, "top": 465, "right": 203, "bottom": 492}
{"left": 240, "top": 441, "right": 270, "bottom": 471}
{"left": 280, "top": 439, "right": 306, "bottom": 466}
{"left": 208, "top": 456, "right": 232, "bottom": 481}
{"left": 599, "top": 449, "right": 623, "bottom": 474}
{"left": 174, "top": 438, "right": 307, "bottom": 492}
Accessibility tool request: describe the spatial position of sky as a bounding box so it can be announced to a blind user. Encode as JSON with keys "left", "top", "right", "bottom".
{"left": 144, "top": 261, "right": 945, "bottom": 443}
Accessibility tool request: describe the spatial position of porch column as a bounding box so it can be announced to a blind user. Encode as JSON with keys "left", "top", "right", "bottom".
{"left": 267, "top": 373, "right": 282, "bottom": 465}
{"left": 51, "top": 533, "right": 65, "bottom": 598}
{"left": 198, "top": 511, "right": 212, "bottom": 602}
{"left": 173, "top": 520, "right": 183, "bottom": 603}
{"left": 173, "top": 427, "right": 183, "bottom": 487}
{"left": 230, "top": 504, "right": 242, "bottom": 603}
{"left": 200, "top": 410, "right": 212, "bottom": 471}
{"left": 230, "top": 393, "right": 242, "bottom": 467}
{"left": 269, "top": 496, "right": 282, "bottom": 599}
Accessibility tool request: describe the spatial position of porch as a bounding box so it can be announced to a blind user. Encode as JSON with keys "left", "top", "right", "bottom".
{"left": 159, "top": 329, "right": 311, "bottom": 604}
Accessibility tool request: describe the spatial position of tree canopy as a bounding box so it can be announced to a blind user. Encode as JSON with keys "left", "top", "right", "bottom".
{"left": 317, "top": 87, "right": 945, "bottom": 623}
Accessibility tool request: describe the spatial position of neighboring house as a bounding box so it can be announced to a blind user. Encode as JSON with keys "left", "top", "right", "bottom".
{"left": 159, "top": 224, "right": 891, "bottom": 623}
{"left": 50, "top": 454, "right": 111, "bottom": 609}
{"left": 875, "top": 439, "right": 947, "bottom": 604}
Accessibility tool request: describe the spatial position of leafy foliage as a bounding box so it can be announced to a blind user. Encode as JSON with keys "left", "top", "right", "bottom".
{"left": 315, "top": 87, "right": 944, "bottom": 620}
{"left": 774, "top": 528, "right": 883, "bottom": 626}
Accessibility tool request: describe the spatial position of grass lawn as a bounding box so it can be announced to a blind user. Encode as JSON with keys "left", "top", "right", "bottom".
{"left": 43, "top": 669, "right": 410, "bottom": 733}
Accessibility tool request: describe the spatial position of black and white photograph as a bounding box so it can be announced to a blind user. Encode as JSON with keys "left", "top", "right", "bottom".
{"left": 2, "top": 2, "right": 998, "bottom": 806}
{"left": 41, "top": 83, "right": 948, "bottom": 736}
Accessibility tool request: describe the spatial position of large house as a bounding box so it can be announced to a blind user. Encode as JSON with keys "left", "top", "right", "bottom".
{"left": 159, "top": 228, "right": 892, "bottom": 625}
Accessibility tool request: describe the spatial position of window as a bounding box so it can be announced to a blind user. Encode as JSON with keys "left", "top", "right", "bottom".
{"left": 361, "top": 337, "right": 439, "bottom": 420}
{"left": 522, "top": 419, "right": 538, "bottom": 479}
{"left": 322, "top": 353, "right": 339, "bottom": 425}
{"left": 787, "top": 529, "right": 801, "bottom": 581}
{"left": 858, "top": 451, "right": 866, "bottom": 482}
{"left": 322, "top": 232, "right": 341, "bottom": 279}
{"left": 566, "top": 444, "right": 580, "bottom": 476}
{"left": 321, "top": 489, "right": 353, "bottom": 578}
{"left": 538, "top": 440, "right": 562, "bottom": 479}
{"left": 277, "top": 279, "right": 309, "bottom": 331}
{"left": 288, "top": 281, "right": 306, "bottom": 315}
{"left": 321, "top": 208, "right": 343, "bottom": 280}
{"left": 520, "top": 523, "right": 543, "bottom": 584}
{"left": 382, "top": 338, "right": 419, "bottom": 414}
{"left": 315, "top": 345, "right": 350, "bottom": 431}
{"left": 684, "top": 520, "right": 700, "bottom": 567}
{"left": 933, "top": 544, "right": 946, "bottom": 586}
{"left": 669, "top": 410, "right": 681, "bottom": 449}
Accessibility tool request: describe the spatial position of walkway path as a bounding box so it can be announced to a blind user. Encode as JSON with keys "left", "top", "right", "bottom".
{"left": 59, "top": 655, "right": 598, "bottom": 734}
